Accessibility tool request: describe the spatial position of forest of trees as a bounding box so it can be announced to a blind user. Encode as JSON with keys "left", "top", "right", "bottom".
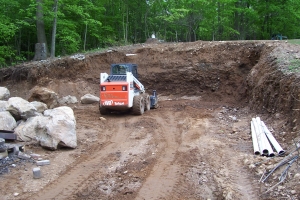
{"left": 0, "top": 0, "right": 300, "bottom": 66}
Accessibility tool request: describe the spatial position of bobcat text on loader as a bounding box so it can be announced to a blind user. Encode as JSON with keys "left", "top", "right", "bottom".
{"left": 99, "top": 63, "right": 158, "bottom": 115}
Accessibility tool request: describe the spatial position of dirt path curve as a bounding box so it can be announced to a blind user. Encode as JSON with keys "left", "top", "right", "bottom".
{"left": 25, "top": 100, "right": 259, "bottom": 200}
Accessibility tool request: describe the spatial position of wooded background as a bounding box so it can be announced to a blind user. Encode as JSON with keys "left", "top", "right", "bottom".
{"left": 0, "top": 0, "right": 299, "bottom": 66}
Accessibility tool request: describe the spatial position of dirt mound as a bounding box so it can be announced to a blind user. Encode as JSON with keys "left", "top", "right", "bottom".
{"left": 0, "top": 40, "right": 300, "bottom": 199}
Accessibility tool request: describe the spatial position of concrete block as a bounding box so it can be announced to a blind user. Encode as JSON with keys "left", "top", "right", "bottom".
{"left": 11, "top": 146, "right": 19, "bottom": 155}
{"left": 18, "top": 152, "right": 31, "bottom": 160}
{"left": 7, "top": 144, "right": 24, "bottom": 156}
{"left": 33, "top": 167, "right": 41, "bottom": 179}
{"left": 30, "top": 153, "right": 41, "bottom": 160}
{"left": 36, "top": 160, "right": 50, "bottom": 166}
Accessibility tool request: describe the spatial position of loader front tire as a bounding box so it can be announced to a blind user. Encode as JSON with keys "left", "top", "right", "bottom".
{"left": 132, "top": 95, "right": 144, "bottom": 115}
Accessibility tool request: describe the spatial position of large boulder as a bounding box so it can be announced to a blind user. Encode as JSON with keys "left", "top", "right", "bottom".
{"left": 0, "top": 87, "right": 10, "bottom": 100}
{"left": 0, "top": 100, "right": 8, "bottom": 112}
{"left": 0, "top": 111, "right": 17, "bottom": 131}
{"left": 14, "top": 106, "right": 77, "bottom": 150}
{"left": 44, "top": 106, "right": 76, "bottom": 124}
{"left": 6, "top": 97, "right": 39, "bottom": 120}
{"left": 58, "top": 95, "right": 78, "bottom": 105}
{"left": 30, "top": 101, "right": 48, "bottom": 113}
{"left": 81, "top": 94, "right": 99, "bottom": 104}
{"left": 28, "top": 86, "right": 58, "bottom": 109}
{"left": 14, "top": 117, "right": 44, "bottom": 142}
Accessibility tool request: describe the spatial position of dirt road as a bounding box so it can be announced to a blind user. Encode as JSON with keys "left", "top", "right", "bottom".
{"left": 2, "top": 98, "right": 257, "bottom": 200}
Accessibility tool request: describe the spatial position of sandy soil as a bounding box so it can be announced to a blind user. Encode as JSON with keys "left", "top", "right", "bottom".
{"left": 0, "top": 40, "right": 300, "bottom": 200}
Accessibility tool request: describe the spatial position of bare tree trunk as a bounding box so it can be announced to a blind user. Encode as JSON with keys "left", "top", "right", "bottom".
{"left": 125, "top": 4, "right": 128, "bottom": 44}
{"left": 51, "top": 0, "right": 58, "bottom": 58}
{"left": 84, "top": 23, "right": 87, "bottom": 51}
{"left": 34, "top": 0, "right": 48, "bottom": 60}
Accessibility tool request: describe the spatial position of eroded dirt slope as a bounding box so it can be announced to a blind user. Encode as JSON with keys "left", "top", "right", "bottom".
{"left": 0, "top": 40, "right": 300, "bottom": 200}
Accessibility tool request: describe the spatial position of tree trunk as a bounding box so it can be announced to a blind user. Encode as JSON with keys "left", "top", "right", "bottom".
{"left": 34, "top": 43, "right": 47, "bottom": 60}
{"left": 84, "top": 23, "right": 87, "bottom": 51}
{"left": 34, "top": 0, "right": 48, "bottom": 61}
{"left": 51, "top": 0, "right": 58, "bottom": 58}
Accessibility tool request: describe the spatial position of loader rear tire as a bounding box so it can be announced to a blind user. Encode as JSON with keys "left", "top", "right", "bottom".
{"left": 99, "top": 106, "right": 108, "bottom": 115}
{"left": 143, "top": 93, "right": 150, "bottom": 111}
{"left": 132, "top": 95, "right": 144, "bottom": 115}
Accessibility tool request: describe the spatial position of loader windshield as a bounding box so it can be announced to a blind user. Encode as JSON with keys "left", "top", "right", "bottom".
{"left": 112, "top": 65, "right": 129, "bottom": 75}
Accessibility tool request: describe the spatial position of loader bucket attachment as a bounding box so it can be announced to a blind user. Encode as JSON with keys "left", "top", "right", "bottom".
{"left": 150, "top": 90, "right": 158, "bottom": 109}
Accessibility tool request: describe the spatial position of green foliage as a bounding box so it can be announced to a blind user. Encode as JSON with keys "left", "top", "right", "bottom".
{"left": 0, "top": 0, "right": 300, "bottom": 66}
{"left": 0, "top": 46, "right": 15, "bottom": 68}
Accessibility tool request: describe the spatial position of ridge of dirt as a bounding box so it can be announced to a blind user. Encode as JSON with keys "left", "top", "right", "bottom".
{"left": 1, "top": 40, "right": 300, "bottom": 200}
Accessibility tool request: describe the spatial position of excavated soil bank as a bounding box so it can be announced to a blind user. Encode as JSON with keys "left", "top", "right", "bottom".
{"left": 2, "top": 41, "right": 299, "bottom": 131}
{"left": 0, "top": 40, "right": 300, "bottom": 200}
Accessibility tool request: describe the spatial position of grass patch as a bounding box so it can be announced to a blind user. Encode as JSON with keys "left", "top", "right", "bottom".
{"left": 288, "top": 59, "right": 300, "bottom": 72}
{"left": 288, "top": 39, "right": 300, "bottom": 45}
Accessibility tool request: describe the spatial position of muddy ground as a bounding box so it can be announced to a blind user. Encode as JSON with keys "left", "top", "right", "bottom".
{"left": 0, "top": 40, "right": 300, "bottom": 200}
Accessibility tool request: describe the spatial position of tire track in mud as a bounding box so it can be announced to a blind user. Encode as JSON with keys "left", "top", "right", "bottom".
{"left": 135, "top": 111, "right": 181, "bottom": 200}
{"left": 229, "top": 142, "right": 259, "bottom": 200}
{"left": 30, "top": 115, "right": 133, "bottom": 200}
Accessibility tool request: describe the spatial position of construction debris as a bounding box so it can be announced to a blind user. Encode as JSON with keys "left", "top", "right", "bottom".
{"left": 250, "top": 117, "right": 284, "bottom": 157}
{"left": 33, "top": 167, "right": 42, "bottom": 179}
{"left": 0, "top": 130, "right": 17, "bottom": 140}
{"left": 36, "top": 160, "right": 50, "bottom": 166}
{"left": 259, "top": 141, "right": 300, "bottom": 195}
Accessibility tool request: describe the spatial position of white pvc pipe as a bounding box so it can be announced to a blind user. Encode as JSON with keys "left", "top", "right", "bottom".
{"left": 256, "top": 117, "right": 275, "bottom": 157}
{"left": 251, "top": 121, "right": 260, "bottom": 155}
{"left": 261, "top": 121, "right": 285, "bottom": 155}
{"left": 252, "top": 118, "right": 268, "bottom": 155}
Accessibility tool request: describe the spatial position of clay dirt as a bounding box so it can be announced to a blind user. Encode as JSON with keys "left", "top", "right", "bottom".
{"left": 0, "top": 40, "right": 300, "bottom": 200}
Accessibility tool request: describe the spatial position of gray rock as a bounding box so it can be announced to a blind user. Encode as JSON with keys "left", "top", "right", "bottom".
{"left": 6, "top": 97, "right": 38, "bottom": 120}
{"left": 0, "top": 100, "right": 8, "bottom": 111}
{"left": 81, "top": 94, "right": 99, "bottom": 104}
{"left": 30, "top": 101, "right": 48, "bottom": 113}
{"left": 58, "top": 95, "right": 78, "bottom": 105}
{"left": 0, "top": 111, "right": 17, "bottom": 130}
{"left": 0, "top": 87, "right": 10, "bottom": 100}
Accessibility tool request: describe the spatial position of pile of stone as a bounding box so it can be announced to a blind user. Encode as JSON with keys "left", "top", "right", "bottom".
{"left": 0, "top": 86, "right": 77, "bottom": 150}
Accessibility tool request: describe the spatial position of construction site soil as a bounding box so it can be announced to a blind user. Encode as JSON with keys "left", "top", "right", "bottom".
{"left": 1, "top": 40, "right": 300, "bottom": 200}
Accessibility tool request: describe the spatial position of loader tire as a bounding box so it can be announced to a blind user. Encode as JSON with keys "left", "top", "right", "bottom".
{"left": 99, "top": 105, "right": 108, "bottom": 115}
{"left": 143, "top": 93, "right": 150, "bottom": 111}
{"left": 132, "top": 95, "right": 144, "bottom": 115}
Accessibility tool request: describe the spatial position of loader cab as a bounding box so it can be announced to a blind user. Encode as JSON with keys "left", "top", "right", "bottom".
{"left": 111, "top": 63, "right": 138, "bottom": 79}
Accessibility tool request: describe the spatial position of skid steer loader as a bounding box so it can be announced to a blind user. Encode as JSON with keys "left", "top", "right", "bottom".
{"left": 99, "top": 63, "right": 158, "bottom": 115}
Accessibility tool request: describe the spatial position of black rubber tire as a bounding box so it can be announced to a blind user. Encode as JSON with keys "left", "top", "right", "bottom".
{"left": 143, "top": 93, "right": 151, "bottom": 111}
{"left": 99, "top": 105, "right": 108, "bottom": 115}
{"left": 132, "top": 95, "right": 145, "bottom": 115}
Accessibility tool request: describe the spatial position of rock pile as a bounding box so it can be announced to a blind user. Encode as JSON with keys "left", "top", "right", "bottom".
{"left": 0, "top": 86, "right": 77, "bottom": 150}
